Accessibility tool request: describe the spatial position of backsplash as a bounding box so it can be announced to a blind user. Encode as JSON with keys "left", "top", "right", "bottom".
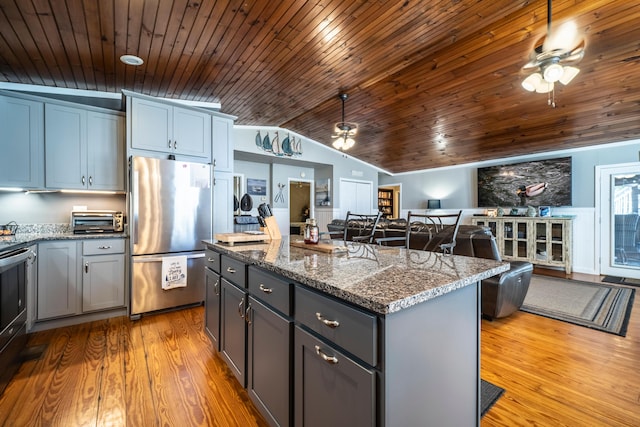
{"left": 15, "top": 223, "right": 71, "bottom": 234}
{"left": 0, "top": 192, "right": 125, "bottom": 224}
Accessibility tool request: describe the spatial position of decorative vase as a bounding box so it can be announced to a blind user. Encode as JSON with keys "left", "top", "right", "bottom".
{"left": 497, "top": 207, "right": 504, "bottom": 217}
{"left": 526, "top": 206, "right": 536, "bottom": 217}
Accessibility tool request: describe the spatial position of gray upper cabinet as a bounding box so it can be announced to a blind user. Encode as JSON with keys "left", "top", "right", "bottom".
{"left": 87, "top": 111, "right": 125, "bottom": 191}
{"left": 213, "top": 171, "right": 234, "bottom": 235}
{"left": 0, "top": 95, "right": 44, "bottom": 189}
{"left": 212, "top": 115, "right": 233, "bottom": 172}
{"left": 129, "top": 96, "right": 212, "bottom": 159}
{"left": 45, "top": 104, "right": 124, "bottom": 191}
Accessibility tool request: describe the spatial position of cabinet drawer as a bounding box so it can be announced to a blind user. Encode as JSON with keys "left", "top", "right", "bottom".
{"left": 221, "top": 254, "right": 246, "bottom": 287}
{"left": 295, "top": 285, "right": 377, "bottom": 366}
{"left": 248, "top": 266, "right": 292, "bottom": 316}
{"left": 205, "top": 249, "right": 220, "bottom": 273}
{"left": 294, "top": 326, "right": 375, "bottom": 427}
{"left": 82, "top": 239, "right": 125, "bottom": 255}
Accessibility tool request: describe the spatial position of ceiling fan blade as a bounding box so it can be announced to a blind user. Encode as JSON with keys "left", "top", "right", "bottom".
{"left": 543, "top": 21, "right": 581, "bottom": 53}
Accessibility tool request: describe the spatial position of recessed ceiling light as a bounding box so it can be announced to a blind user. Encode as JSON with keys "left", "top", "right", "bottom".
{"left": 120, "top": 54, "right": 144, "bottom": 66}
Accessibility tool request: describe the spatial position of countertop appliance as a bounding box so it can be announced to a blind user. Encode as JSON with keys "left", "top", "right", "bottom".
{"left": 0, "top": 245, "right": 35, "bottom": 395}
{"left": 129, "top": 156, "right": 212, "bottom": 318}
{"left": 71, "top": 210, "right": 124, "bottom": 234}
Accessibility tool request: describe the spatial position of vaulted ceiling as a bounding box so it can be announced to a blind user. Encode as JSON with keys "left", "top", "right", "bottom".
{"left": 1, "top": 0, "right": 638, "bottom": 173}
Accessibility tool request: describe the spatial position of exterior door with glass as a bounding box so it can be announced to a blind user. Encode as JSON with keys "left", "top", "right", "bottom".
{"left": 597, "top": 162, "right": 640, "bottom": 279}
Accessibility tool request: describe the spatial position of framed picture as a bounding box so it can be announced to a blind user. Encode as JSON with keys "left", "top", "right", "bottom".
{"left": 538, "top": 206, "right": 551, "bottom": 217}
{"left": 247, "top": 178, "right": 267, "bottom": 196}
{"left": 486, "top": 209, "right": 497, "bottom": 217}
{"left": 315, "top": 178, "right": 331, "bottom": 206}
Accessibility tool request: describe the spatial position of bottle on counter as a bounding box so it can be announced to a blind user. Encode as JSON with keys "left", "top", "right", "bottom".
{"left": 304, "top": 218, "right": 319, "bottom": 244}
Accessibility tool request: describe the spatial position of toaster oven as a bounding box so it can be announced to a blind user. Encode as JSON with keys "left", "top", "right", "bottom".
{"left": 71, "top": 210, "right": 124, "bottom": 234}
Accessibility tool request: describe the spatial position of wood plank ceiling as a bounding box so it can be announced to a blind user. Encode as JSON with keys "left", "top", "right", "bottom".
{"left": 1, "top": 0, "right": 639, "bottom": 173}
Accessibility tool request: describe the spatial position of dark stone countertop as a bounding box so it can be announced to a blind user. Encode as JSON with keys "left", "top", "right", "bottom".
{"left": 203, "top": 237, "right": 509, "bottom": 315}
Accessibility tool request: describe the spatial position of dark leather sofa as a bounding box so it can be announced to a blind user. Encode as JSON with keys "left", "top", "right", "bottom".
{"left": 326, "top": 218, "right": 532, "bottom": 319}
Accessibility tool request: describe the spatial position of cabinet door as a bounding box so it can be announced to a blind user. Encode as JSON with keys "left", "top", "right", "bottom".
{"left": 130, "top": 97, "right": 173, "bottom": 153}
{"left": 87, "top": 111, "right": 124, "bottom": 191}
{"left": 205, "top": 268, "right": 221, "bottom": 350}
{"left": 173, "top": 106, "right": 211, "bottom": 158}
{"left": 213, "top": 171, "right": 234, "bottom": 235}
{"left": 212, "top": 115, "right": 233, "bottom": 172}
{"left": 82, "top": 254, "right": 125, "bottom": 312}
{"left": 37, "top": 241, "right": 78, "bottom": 319}
{"left": 0, "top": 96, "right": 44, "bottom": 188}
{"left": 294, "top": 326, "right": 375, "bottom": 427}
{"left": 220, "top": 278, "right": 247, "bottom": 387}
{"left": 247, "top": 296, "right": 291, "bottom": 427}
{"left": 45, "top": 104, "right": 87, "bottom": 189}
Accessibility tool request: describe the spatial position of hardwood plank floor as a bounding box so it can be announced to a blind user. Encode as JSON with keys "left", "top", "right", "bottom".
{"left": 1, "top": 269, "right": 638, "bottom": 426}
{"left": 482, "top": 268, "right": 640, "bottom": 426}
{"left": 0, "top": 308, "right": 268, "bottom": 427}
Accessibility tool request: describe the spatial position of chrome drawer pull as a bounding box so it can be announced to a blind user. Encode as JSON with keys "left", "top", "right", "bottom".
{"left": 245, "top": 304, "right": 252, "bottom": 325}
{"left": 315, "top": 312, "right": 339, "bottom": 328}
{"left": 227, "top": 267, "right": 236, "bottom": 273}
{"left": 98, "top": 245, "right": 112, "bottom": 249}
{"left": 259, "top": 283, "right": 273, "bottom": 294}
{"left": 207, "top": 257, "right": 217, "bottom": 262}
{"left": 315, "top": 345, "right": 338, "bottom": 364}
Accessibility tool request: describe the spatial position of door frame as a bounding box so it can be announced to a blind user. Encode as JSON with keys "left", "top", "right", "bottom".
{"left": 596, "top": 162, "right": 640, "bottom": 278}
{"left": 288, "top": 178, "right": 314, "bottom": 228}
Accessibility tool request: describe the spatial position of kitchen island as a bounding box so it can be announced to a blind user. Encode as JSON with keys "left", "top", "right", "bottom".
{"left": 203, "top": 237, "right": 509, "bottom": 427}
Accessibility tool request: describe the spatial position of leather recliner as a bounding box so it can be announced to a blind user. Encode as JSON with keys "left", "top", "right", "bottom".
{"left": 456, "top": 233, "right": 533, "bottom": 320}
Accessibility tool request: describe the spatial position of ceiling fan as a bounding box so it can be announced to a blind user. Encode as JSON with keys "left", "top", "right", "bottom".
{"left": 331, "top": 93, "right": 358, "bottom": 150}
{"left": 521, "top": 0, "right": 585, "bottom": 107}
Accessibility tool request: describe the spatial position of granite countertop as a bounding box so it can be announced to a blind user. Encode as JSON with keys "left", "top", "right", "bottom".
{"left": 0, "top": 224, "right": 127, "bottom": 251}
{"left": 203, "top": 237, "right": 509, "bottom": 315}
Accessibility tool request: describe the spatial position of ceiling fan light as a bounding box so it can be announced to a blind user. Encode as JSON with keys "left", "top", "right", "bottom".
{"left": 522, "top": 73, "right": 542, "bottom": 92}
{"left": 559, "top": 66, "right": 580, "bottom": 85}
{"left": 543, "top": 62, "right": 564, "bottom": 83}
{"left": 331, "top": 93, "right": 358, "bottom": 150}
{"left": 535, "top": 80, "right": 554, "bottom": 93}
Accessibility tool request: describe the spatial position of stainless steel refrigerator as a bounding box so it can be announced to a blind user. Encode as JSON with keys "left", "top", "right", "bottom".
{"left": 129, "top": 156, "right": 212, "bottom": 317}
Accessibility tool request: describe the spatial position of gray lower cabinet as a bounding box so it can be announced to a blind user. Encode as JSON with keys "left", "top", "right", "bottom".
{"left": 294, "top": 285, "right": 377, "bottom": 427}
{"left": 37, "top": 239, "right": 126, "bottom": 321}
{"left": 220, "top": 277, "right": 247, "bottom": 386}
{"left": 204, "top": 267, "right": 221, "bottom": 350}
{"left": 81, "top": 240, "right": 125, "bottom": 312}
{"left": 294, "top": 326, "right": 375, "bottom": 427}
{"left": 246, "top": 267, "right": 293, "bottom": 427}
{"left": 37, "top": 241, "right": 78, "bottom": 319}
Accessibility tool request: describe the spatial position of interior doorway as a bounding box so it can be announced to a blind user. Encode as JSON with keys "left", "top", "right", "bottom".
{"left": 289, "top": 180, "right": 312, "bottom": 235}
{"left": 378, "top": 184, "right": 401, "bottom": 218}
{"left": 597, "top": 162, "right": 640, "bottom": 279}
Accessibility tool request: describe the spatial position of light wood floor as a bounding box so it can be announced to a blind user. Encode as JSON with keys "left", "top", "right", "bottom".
{"left": 1, "top": 269, "right": 638, "bottom": 426}
{"left": 482, "top": 268, "right": 640, "bottom": 426}
{"left": 0, "top": 307, "right": 268, "bottom": 427}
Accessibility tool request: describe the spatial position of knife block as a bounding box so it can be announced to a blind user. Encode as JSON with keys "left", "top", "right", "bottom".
{"left": 261, "top": 216, "right": 282, "bottom": 241}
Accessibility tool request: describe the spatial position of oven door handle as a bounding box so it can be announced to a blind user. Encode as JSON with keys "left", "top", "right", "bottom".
{"left": 0, "top": 247, "right": 32, "bottom": 273}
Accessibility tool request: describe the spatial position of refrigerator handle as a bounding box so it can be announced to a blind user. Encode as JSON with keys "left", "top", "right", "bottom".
{"left": 131, "top": 253, "right": 206, "bottom": 263}
{"left": 132, "top": 170, "right": 139, "bottom": 246}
